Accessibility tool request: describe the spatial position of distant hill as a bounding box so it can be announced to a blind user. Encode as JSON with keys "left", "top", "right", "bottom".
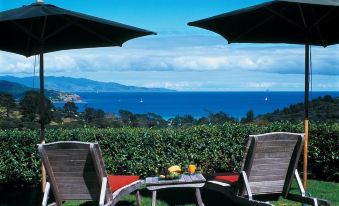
{"left": 0, "top": 80, "right": 62, "bottom": 100}
{"left": 0, "top": 80, "right": 30, "bottom": 97}
{"left": 0, "top": 76, "right": 175, "bottom": 93}
{"left": 256, "top": 95, "right": 339, "bottom": 122}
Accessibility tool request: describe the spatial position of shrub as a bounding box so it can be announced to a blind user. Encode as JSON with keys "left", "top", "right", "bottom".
{"left": 0, "top": 122, "right": 337, "bottom": 186}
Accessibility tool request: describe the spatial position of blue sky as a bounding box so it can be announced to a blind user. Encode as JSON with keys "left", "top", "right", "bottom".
{"left": 0, "top": 0, "right": 338, "bottom": 91}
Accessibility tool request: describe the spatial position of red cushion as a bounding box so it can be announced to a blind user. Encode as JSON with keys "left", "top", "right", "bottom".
{"left": 214, "top": 174, "right": 239, "bottom": 185}
{"left": 108, "top": 175, "right": 140, "bottom": 192}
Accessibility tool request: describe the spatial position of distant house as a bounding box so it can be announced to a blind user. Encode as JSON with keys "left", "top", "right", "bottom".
{"left": 63, "top": 94, "right": 81, "bottom": 102}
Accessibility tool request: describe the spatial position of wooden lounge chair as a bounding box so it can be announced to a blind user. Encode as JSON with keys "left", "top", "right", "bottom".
{"left": 205, "top": 132, "right": 330, "bottom": 206}
{"left": 38, "top": 141, "right": 143, "bottom": 206}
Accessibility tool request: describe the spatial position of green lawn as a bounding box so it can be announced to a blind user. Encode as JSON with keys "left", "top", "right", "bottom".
{"left": 63, "top": 179, "right": 338, "bottom": 206}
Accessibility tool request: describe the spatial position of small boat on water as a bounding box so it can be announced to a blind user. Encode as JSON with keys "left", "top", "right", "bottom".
{"left": 140, "top": 98, "right": 143, "bottom": 103}
{"left": 265, "top": 97, "right": 268, "bottom": 101}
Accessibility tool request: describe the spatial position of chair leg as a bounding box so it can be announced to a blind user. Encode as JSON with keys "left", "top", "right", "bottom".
{"left": 286, "top": 194, "right": 330, "bottom": 206}
{"left": 232, "top": 196, "right": 273, "bottom": 206}
{"left": 135, "top": 190, "right": 142, "bottom": 206}
{"left": 151, "top": 190, "right": 157, "bottom": 206}
{"left": 195, "top": 188, "right": 204, "bottom": 206}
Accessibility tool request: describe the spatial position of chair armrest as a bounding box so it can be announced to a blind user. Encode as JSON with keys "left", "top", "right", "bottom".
{"left": 294, "top": 170, "right": 306, "bottom": 196}
{"left": 240, "top": 171, "right": 253, "bottom": 200}
{"left": 290, "top": 170, "right": 330, "bottom": 206}
{"left": 42, "top": 182, "right": 50, "bottom": 206}
{"left": 99, "top": 177, "right": 107, "bottom": 206}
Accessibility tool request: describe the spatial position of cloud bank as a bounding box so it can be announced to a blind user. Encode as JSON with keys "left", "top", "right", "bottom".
{"left": 1, "top": 35, "right": 338, "bottom": 76}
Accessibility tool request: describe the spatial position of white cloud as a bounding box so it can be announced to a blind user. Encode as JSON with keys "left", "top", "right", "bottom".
{"left": 247, "top": 82, "right": 277, "bottom": 88}
{"left": 143, "top": 81, "right": 198, "bottom": 90}
{"left": 0, "top": 36, "right": 338, "bottom": 77}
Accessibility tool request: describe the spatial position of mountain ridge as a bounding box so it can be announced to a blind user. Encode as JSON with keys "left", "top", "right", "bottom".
{"left": 0, "top": 76, "right": 175, "bottom": 93}
{"left": 0, "top": 80, "right": 63, "bottom": 100}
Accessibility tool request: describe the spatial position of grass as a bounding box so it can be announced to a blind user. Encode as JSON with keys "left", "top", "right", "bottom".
{"left": 63, "top": 179, "right": 338, "bottom": 206}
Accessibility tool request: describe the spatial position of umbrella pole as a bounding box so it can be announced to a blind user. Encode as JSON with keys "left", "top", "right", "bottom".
{"left": 39, "top": 51, "right": 46, "bottom": 192}
{"left": 303, "top": 44, "right": 310, "bottom": 189}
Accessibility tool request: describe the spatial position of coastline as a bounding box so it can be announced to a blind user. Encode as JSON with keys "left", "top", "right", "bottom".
{"left": 52, "top": 91, "right": 339, "bottom": 119}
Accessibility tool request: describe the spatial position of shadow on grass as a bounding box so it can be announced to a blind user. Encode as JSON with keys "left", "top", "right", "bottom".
{"left": 0, "top": 186, "right": 239, "bottom": 206}
{"left": 113, "top": 188, "right": 239, "bottom": 206}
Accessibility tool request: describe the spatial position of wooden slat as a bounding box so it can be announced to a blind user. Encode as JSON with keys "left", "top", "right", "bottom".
{"left": 50, "top": 159, "right": 94, "bottom": 167}
{"left": 250, "top": 180, "right": 285, "bottom": 194}
{"left": 47, "top": 153, "right": 90, "bottom": 161}
{"left": 146, "top": 174, "right": 205, "bottom": 186}
{"left": 254, "top": 151, "right": 294, "bottom": 159}
{"left": 249, "top": 174, "right": 286, "bottom": 182}
{"left": 249, "top": 168, "right": 287, "bottom": 176}
{"left": 255, "top": 146, "right": 295, "bottom": 153}
{"left": 250, "top": 180, "right": 284, "bottom": 188}
{"left": 256, "top": 140, "right": 296, "bottom": 147}
{"left": 45, "top": 143, "right": 90, "bottom": 150}
{"left": 45, "top": 149, "right": 90, "bottom": 155}
{"left": 252, "top": 163, "right": 289, "bottom": 171}
{"left": 51, "top": 165, "right": 95, "bottom": 173}
{"left": 53, "top": 171, "right": 97, "bottom": 178}
{"left": 61, "top": 194, "right": 98, "bottom": 200}
{"left": 252, "top": 158, "right": 290, "bottom": 165}
{"left": 255, "top": 134, "right": 298, "bottom": 141}
{"left": 55, "top": 177, "right": 99, "bottom": 184}
{"left": 58, "top": 182, "right": 100, "bottom": 193}
{"left": 183, "top": 175, "right": 191, "bottom": 182}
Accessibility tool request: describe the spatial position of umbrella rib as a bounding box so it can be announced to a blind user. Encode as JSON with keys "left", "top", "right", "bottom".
{"left": 232, "top": 11, "right": 277, "bottom": 42}
{"left": 11, "top": 20, "right": 41, "bottom": 41}
{"left": 309, "top": 7, "right": 336, "bottom": 29}
{"left": 310, "top": 6, "right": 326, "bottom": 46}
{"left": 74, "top": 21, "right": 116, "bottom": 45}
{"left": 41, "top": 16, "right": 47, "bottom": 41}
{"left": 45, "top": 18, "right": 79, "bottom": 41}
{"left": 266, "top": 5, "right": 304, "bottom": 30}
{"left": 25, "top": 20, "right": 34, "bottom": 56}
{"left": 232, "top": 4, "right": 291, "bottom": 42}
{"left": 298, "top": 4, "right": 307, "bottom": 28}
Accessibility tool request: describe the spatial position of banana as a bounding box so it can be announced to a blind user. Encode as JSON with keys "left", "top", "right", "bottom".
{"left": 168, "top": 165, "right": 181, "bottom": 173}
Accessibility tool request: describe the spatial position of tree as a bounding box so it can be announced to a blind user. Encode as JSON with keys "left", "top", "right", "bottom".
{"left": 209, "top": 111, "right": 236, "bottom": 124}
{"left": 84, "top": 107, "right": 95, "bottom": 123}
{"left": 63, "top": 101, "right": 78, "bottom": 118}
{"left": 0, "top": 93, "right": 16, "bottom": 117}
{"left": 119, "top": 109, "right": 137, "bottom": 126}
{"left": 172, "top": 115, "right": 195, "bottom": 126}
{"left": 19, "top": 91, "right": 54, "bottom": 123}
{"left": 241, "top": 109, "right": 254, "bottom": 123}
{"left": 95, "top": 109, "right": 105, "bottom": 119}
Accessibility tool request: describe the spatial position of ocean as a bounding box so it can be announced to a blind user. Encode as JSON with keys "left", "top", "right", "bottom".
{"left": 54, "top": 91, "right": 339, "bottom": 119}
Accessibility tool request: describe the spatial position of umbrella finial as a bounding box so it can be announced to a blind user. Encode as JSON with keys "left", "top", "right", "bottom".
{"left": 36, "top": 0, "right": 44, "bottom": 3}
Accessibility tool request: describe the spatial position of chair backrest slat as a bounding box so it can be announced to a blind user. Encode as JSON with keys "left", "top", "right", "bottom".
{"left": 240, "top": 132, "right": 304, "bottom": 196}
{"left": 38, "top": 141, "right": 112, "bottom": 205}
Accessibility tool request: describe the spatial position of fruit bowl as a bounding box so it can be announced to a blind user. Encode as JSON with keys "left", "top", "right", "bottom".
{"left": 158, "top": 165, "right": 182, "bottom": 180}
{"left": 159, "top": 173, "right": 181, "bottom": 180}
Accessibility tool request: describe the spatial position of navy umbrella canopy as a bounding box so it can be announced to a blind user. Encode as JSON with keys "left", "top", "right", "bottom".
{"left": 188, "top": 0, "right": 339, "bottom": 46}
{"left": 0, "top": 2, "right": 155, "bottom": 57}
{"left": 188, "top": 0, "right": 339, "bottom": 188}
{"left": 0, "top": 0, "right": 155, "bottom": 190}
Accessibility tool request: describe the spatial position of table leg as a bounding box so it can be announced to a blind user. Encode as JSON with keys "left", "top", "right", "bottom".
{"left": 152, "top": 190, "right": 157, "bottom": 206}
{"left": 195, "top": 188, "right": 204, "bottom": 206}
{"left": 136, "top": 190, "right": 142, "bottom": 206}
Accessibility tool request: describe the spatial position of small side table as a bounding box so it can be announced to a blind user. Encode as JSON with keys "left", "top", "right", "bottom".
{"left": 146, "top": 173, "right": 206, "bottom": 206}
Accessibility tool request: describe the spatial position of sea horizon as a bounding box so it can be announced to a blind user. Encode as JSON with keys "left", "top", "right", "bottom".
{"left": 54, "top": 91, "right": 339, "bottom": 119}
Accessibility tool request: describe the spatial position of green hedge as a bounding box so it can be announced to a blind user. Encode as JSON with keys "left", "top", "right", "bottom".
{"left": 0, "top": 122, "right": 338, "bottom": 186}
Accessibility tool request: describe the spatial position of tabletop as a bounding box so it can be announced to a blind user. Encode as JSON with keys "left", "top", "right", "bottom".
{"left": 146, "top": 173, "right": 206, "bottom": 186}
